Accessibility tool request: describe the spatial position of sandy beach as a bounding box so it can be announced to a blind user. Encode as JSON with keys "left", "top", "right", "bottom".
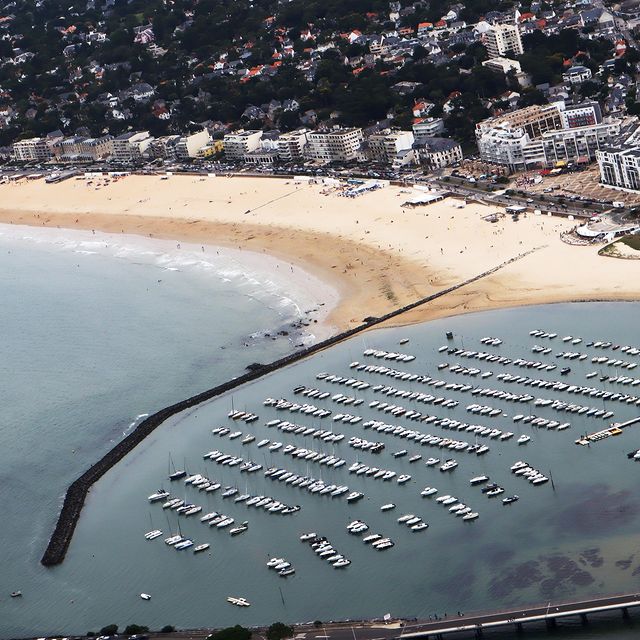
{"left": 0, "top": 173, "right": 638, "bottom": 332}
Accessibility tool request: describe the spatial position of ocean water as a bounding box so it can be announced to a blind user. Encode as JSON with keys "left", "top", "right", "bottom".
{"left": 5, "top": 298, "right": 640, "bottom": 640}
{"left": 0, "top": 225, "right": 335, "bottom": 638}
{"left": 2, "top": 227, "right": 640, "bottom": 640}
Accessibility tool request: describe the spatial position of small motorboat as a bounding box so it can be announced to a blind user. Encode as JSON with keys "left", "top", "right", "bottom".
{"left": 140, "top": 593, "right": 151, "bottom": 600}
{"left": 10, "top": 591, "right": 22, "bottom": 598}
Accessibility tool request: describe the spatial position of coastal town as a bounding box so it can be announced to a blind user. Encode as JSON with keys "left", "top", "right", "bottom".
{"left": 7, "top": 0, "right": 640, "bottom": 639}
{"left": 3, "top": 0, "right": 640, "bottom": 247}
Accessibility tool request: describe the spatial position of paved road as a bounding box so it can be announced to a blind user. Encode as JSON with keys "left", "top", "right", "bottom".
{"left": 393, "top": 593, "right": 640, "bottom": 637}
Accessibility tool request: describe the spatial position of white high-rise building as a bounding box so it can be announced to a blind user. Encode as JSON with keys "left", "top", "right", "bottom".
{"left": 305, "top": 129, "right": 364, "bottom": 162}
{"left": 485, "top": 24, "right": 523, "bottom": 59}
{"left": 13, "top": 137, "right": 54, "bottom": 161}
{"left": 223, "top": 130, "right": 263, "bottom": 160}
{"left": 367, "top": 130, "right": 415, "bottom": 163}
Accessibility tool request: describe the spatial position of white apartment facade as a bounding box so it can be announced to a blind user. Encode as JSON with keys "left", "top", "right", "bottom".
{"left": 367, "top": 130, "right": 415, "bottom": 163}
{"left": 412, "top": 118, "right": 445, "bottom": 140}
{"left": 597, "top": 144, "right": 640, "bottom": 191}
{"left": 13, "top": 137, "right": 53, "bottom": 161}
{"left": 305, "top": 129, "right": 364, "bottom": 162}
{"left": 176, "top": 129, "right": 212, "bottom": 159}
{"left": 484, "top": 24, "right": 524, "bottom": 59}
{"left": 477, "top": 120, "right": 620, "bottom": 170}
{"left": 276, "top": 130, "right": 309, "bottom": 162}
{"left": 111, "top": 131, "right": 154, "bottom": 163}
{"left": 223, "top": 130, "right": 263, "bottom": 160}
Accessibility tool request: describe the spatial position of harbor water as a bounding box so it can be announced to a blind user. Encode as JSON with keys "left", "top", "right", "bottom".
{"left": 2, "top": 226, "right": 640, "bottom": 639}
{"left": 0, "top": 225, "right": 332, "bottom": 638}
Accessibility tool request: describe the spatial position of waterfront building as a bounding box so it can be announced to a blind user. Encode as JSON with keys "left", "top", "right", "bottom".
{"left": 12, "top": 137, "right": 54, "bottom": 162}
{"left": 276, "top": 129, "right": 309, "bottom": 162}
{"left": 476, "top": 102, "right": 619, "bottom": 170}
{"left": 52, "top": 135, "right": 114, "bottom": 162}
{"left": 223, "top": 130, "right": 263, "bottom": 160}
{"left": 597, "top": 126, "right": 640, "bottom": 190}
{"left": 305, "top": 128, "right": 364, "bottom": 162}
{"left": 111, "top": 131, "right": 154, "bottom": 163}
{"left": 175, "top": 129, "right": 212, "bottom": 159}
{"left": 367, "top": 130, "right": 415, "bottom": 163}
{"left": 419, "top": 137, "right": 463, "bottom": 169}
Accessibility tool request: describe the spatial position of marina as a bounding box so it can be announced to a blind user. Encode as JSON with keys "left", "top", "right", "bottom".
{"left": 9, "top": 303, "right": 640, "bottom": 637}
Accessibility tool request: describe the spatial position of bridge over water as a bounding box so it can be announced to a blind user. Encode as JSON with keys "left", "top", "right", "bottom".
{"left": 395, "top": 593, "right": 640, "bottom": 638}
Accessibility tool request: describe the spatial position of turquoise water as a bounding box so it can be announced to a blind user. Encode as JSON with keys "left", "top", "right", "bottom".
{"left": 2, "top": 226, "right": 640, "bottom": 640}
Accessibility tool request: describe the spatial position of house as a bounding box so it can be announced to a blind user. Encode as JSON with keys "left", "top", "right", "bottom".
{"left": 562, "top": 65, "right": 592, "bottom": 84}
{"left": 419, "top": 137, "right": 463, "bottom": 168}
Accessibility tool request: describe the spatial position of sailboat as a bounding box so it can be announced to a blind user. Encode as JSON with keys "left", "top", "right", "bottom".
{"left": 168, "top": 453, "right": 186, "bottom": 481}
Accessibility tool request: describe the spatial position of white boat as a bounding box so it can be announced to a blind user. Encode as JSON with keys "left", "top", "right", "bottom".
{"left": 517, "top": 435, "right": 531, "bottom": 445}
{"left": 380, "top": 503, "right": 396, "bottom": 511}
{"left": 174, "top": 539, "right": 194, "bottom": 550}
{"left": 411, "top": 522, "right": 429, "bottom": 531}
{"left": 397, "top": 513, "right": 415, "bottom": 523}
{"left": 230, "top": 523, "right": 249, "bottom": 536}
{"left": 194, "top": 543, "right": 210, "bottom": 553}
{"left": 148, "top": 489, "right": 170, "bottom": 502}
{"left": 144, "top": 529, "right": 163, "bottom": 540}
{"left": 140, "top": 593, "right": 151, "bottom": 600}
{"left": 227, "top": 596, "right": 251, "bottom": 607}
{"left": 463, "top": 512, "right": 479, "bottom": 521}
{"left": 421, "top": 487, "right": 437, "bottom": 497}
{"left": 439, "top": 459, "right": 458, "bottom": 472}
{"left": 470, "top": 475, "right": 489, "bottom": 485}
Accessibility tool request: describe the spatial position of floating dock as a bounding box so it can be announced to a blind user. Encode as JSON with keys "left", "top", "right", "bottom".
{"left": 575, "top": 416, "right": 640, "bottom": 445}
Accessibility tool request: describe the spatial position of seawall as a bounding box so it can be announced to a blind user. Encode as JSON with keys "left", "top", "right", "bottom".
{"left": 41, "top": 245, "right": 544, "bottom": 566}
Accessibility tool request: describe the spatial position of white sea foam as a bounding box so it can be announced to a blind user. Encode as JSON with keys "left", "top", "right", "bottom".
{"left": 0, "top": 223, "right": 339, "bottom": 342}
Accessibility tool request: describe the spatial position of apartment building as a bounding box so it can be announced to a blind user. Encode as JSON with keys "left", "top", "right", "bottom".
{"left": 484, "top": 23, "right": 523, "bottom": 59}
{"left": 52, "top": 135, "right": 114, "bottom": 161}
{"left": 482, "top": 56, "right": 522, "bottom": 75}
{"left": 175, "top": 129, "right": 212, "bottom": 159}
{"left": 223, "top": 130, "right": 263, "bottom": 160}
{"left": 420, "top": 138, "right": 463, "bottom": 169}
{"left": 412, "top": 118, "right": 445, "bottom": 141}
{"left": 305, "top": 129, "right": 364, "bottom": 162}
{"left": 111, "top": 131, "right": 154, "bottom": 163}
{"left": 560, "top": 102, "right": 602, "bottom": 129}
{"left": 597, "top": 146, "right": 640, "bottom": 190}
{"left": 276, "top": 129, "right": 309, "bottom": 162}
{"left": 476, "top": 104, "right": 563, "bottom": 140}
{"left": 150, "top": 135, "right": 181, "bottom": 160}
{"left": 367, "top": 130, "right": 415, "bottom": 163}
{"left": 477, "top": 113, "right": 620, "bottom": 171}
{"left": 12, "top": 137, "right": 53, "bottom": 161}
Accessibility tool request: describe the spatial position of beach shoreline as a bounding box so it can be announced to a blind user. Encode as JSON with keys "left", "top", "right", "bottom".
{"left": 1, "top": 173, "right": 639, "bottom": 333}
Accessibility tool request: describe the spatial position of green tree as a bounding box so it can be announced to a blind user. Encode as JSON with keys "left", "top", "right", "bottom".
{"left": 99, "top": 625, "right": 118, "bottom": 636}
{"left": 124, "top": 624, "right": 150, "bottom": 635}
{"left": 266, "top": 623, "right": 294, "bottom": 640}
{"left": 207, "top": 625, "right": 252, "bottom": 640}
{"left": 160, "top": 626, "right": 176, "bottom": 633}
